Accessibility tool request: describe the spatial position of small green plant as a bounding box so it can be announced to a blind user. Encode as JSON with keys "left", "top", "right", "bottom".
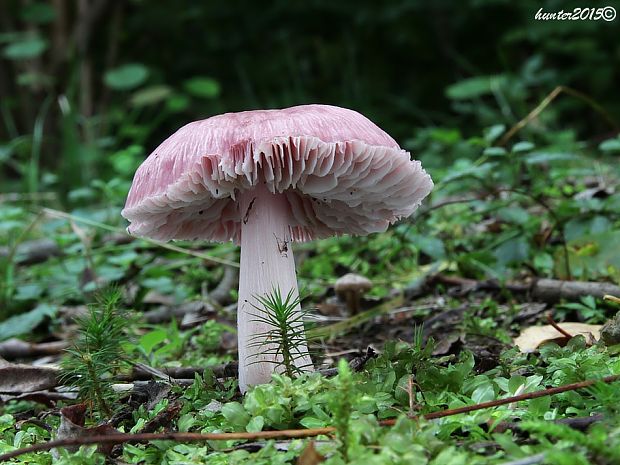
{"left": 412, "top": 322, "right": 424, "bottom": 351}
{"left": 520, "top": 420, "right": 620, "bottom": 465}
{"left": 60, "top": 288, "right": 129, "bottom": 418}
{"left": 331, "top": 359, "right": 354, "bottom": 462}
{"left": 192, "top": 320, "right": 234, "bottom": 353}
{"left": 133, "top": 320, "right": 188, "bottom": 364}
{"left": 557, "top": 295, "right": 606, "bottom": 323}
{"left": 249, "top": 287, "right": 312, "bottom": 378}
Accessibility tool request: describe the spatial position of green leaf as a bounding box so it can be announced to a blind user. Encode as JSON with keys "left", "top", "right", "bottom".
{"left": 493, "top": 377, "right": 509, "bottom": 392}
{"left": 245, "top": 415, "right": 264, "bottom": 433}
{"left": 483, "top": 124, "right": 506, "bottom": 144}
{"left": 17, "top": 71, "right": 53, "bottom": 88}
{"left": 471, "top": 382, "right": 495, "bottom": 403}
{"left": 139, "top": 329, "right": 168, "bottom": 355}
{"left": 523, "top": 375, "right": 544, "bottom": 391}
{"left": 534, "top": 253, "right": 554, "bottom": 274}
{"left": 511, "top": 141, "right": 535, "bottom": 153}
{"left": 221, "top": 402, "right": 250, "bottom": 429}
{"left": 432, "top": 447, "right": 470, "bottom": 465}
{"left": 564, "top": 216, "right": 611, "bottom": 242}
{"left": 429, "top": 128, "right": 462, "bottom": 144}
{"left": 440, "top": 159, "right": 495, "bottom": 184}
{"left": 508, "top": 375, "right": 526, "bottom": 394}
{"left": 184, "top": 77, "right": 221, "bottom": 98}
{"left": 111, "top": 145, "right": 144, "bottom": 176}
{"left": 104, "top": 64, "right": 149, "bottom": 90}
{"left": 483, "top": 146, "right": 507, "bottom": 157}
{"left": 525, "top": 152, "right": 580, "bottom": 164}
{"left": 130, "top": 85, "right": 172, "bottom": 107}
{"left": 107, "top": 250, "right": 139, "bottom": 268}
{"left": 177, "top": 414, "right": 196, "bottom": 433}
{"left": 528, "top": 395, "right": 551, "bottom": 416}
{"left": 463, "top": 375, "right": 492, "bottom": 396}
{"left": 0, "top": 144, "right": 13, "bottom": 162}
{"left": 556, "top": 230, "right": 620, "bottom": 279}
{"left": 13, "top": 283, "right": 44, "bottom": 301}
{"left": 3, "top": 37, "right": 48, "bottom": 60}
{"left": 497, "top": 206, "right": 531, "bottom": 225}
{"left": 166, "top": 94, "right": 190, "bottom": 112}
{"left": 599, "top": 138, "right": 620, "bottom": 153}
{"left": 299, "top": 416, "right": 327, "bottom": 428}
{"left": 494, "top": 237, "right": 530, "bottom": 266}
{"left": 142, "top": 277, "right": 175, "bottom": 293}
{"left": 0, "top": 304, "right": 56, "bottom": 341}
{"left": 413, "top": 235, "right": 446, "bottom": 260}
{"left": 446, "top": 75, "right": 508, "bottom": 100}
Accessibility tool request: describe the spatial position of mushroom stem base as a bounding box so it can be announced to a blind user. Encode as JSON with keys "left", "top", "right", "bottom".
{"left": 237, "top": 184, "right": 313, "bottom": 392}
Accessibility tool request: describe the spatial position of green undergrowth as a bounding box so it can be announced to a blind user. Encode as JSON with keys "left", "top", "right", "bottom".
{"left": 2, "top": 128, "right": 619, "bottom": 338}
{"left": 1, "top": 124, "right": 619, "bottom": 463}
{"left": 2, "top": 336, "right": 620, "bottom": 463}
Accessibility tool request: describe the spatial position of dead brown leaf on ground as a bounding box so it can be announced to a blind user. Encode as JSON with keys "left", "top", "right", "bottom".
{"left": 514, "top": 323, "right": 601, "bottom": 352}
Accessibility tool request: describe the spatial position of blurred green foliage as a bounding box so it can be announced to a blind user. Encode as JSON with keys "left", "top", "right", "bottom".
{"left": 1, "top": 0, "right": 619, "bottom": 320}
{"left": 1, "top": 0, "right": 619, "bottom": 197}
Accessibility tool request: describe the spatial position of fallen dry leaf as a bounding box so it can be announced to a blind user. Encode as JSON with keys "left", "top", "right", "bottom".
{"left": 53, "top": 404, "right": 120, "bottom": 458}
{"left": 0, "top": 361, "right": 59, "bottom": 393}
{"left": 514, "top": 323, "right": 601, "bottom": 352}
{"left": 297, "top": 441, "right": 325, "bottom": 465}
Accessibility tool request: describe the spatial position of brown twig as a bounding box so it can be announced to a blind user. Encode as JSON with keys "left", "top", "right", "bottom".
{"left": 496, "top": 85, "right": 618, "bottom": 147}
{"left": 1, "top": 374, "right": 618, "bottom": 461}
{"left": 546, "top": 313, "right": 574, "bottom": 339}
{"left": 0, "top": 428, "right": 336, "bottom": 461}
{"left": 397, "top": 374, "right": 620, "bottom": 423}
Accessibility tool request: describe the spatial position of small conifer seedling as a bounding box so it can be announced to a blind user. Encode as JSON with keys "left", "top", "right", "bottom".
{"left": 248, "top": 287, "right": 313, "bottom": 379}
{"left": 60, "top": 288, "right": 129, "bottom": 418}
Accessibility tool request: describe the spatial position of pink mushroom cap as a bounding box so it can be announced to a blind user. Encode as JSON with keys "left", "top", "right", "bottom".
{"left": 121, "top": 104, "right": 433, "bottom": 242}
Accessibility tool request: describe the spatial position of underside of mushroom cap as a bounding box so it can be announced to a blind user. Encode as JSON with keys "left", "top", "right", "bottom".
{"left": 121, "top": 104, "right": 434, "bottom": 243}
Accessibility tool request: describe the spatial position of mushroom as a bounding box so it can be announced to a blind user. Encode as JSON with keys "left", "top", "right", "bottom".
{"left": 121, "top": 104, "right": 433, "bottom": 392}
{"left": 335, "top": 273, "right": 373, "bottom": 314}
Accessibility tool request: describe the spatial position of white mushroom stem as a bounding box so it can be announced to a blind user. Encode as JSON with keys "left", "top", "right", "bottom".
{"left": 237, "top": 183, "right": 313, "bottom": 392}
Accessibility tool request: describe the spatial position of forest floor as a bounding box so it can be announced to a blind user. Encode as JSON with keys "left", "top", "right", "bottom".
{"left": 1, "top": 116, "right": 620, "bottom": 464}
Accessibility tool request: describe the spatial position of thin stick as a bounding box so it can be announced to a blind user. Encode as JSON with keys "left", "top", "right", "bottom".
{"left": 546, "top": 312, "right": 574, "bottom": 339}
{"left": 414, "top": 197, "right": 481, "bottom": 220}
{"left": 497, "top": 85, "right": 618, "bottom": 147}
{"left": 41, "top": 208, "right": 239, "bottom": 268}
{"left": 1, "top": 374, "right": 618, "bottom": 461}
{"left": 396, "top": 374, "right": 620, "bottom": 423}
{"left": 0, "top": 428, "right": 336, "bottom": 461}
